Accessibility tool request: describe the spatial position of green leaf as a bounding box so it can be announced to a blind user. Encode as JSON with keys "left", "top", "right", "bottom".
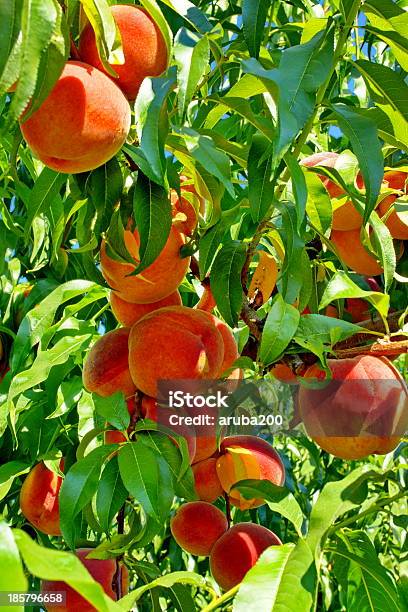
{"left": 8, "top": 0, "right": 59, "bottom": 123}
{"left": 354, "top": 60, "right": 408, "bottom": 156}
{"left": 0, "top": 0, "right": 23, "bottom": 80}
{"left": 233, "top": 544, "right": 296, "bottom": 611}
{"left": 367, "top": 211, "right": 396, "bottom": 292}
{"left": 328, "top": 531, "right": 400, "bottom": 612}
{"left": 138, "top": 0, "right": 173, "bottom": 58}
{"left": 174, "top": 28, "right": 209, "bottom": 119}
{"left": 96, "top": 455, "right": 128, "bottom": 534}
{"left": 361, "top": 107, "right": 408, "bottom": 152}
{"left": 118, "top": 441, "right": 173, "bottom": 522}
{"left": 294, "top": 314, "right": 362, "bottom": 363}
{"left": 118, "top": 571, "right": 205, "bottom": 608}
{"left": 259, "top": 295, "right": 300, "bottom": 366}
{"left": 330, "top": 104, "right": 383, "bottom": 222}
{"left": 93, "top": 392, "right": 130, "bottom": 431}
{"left": 80, "top": 0, "right": 124, "bottom": 77}
{"left": 242, "top": 0, "right": 270, "bottom": 59}
{"left": 0, "top": 461, "right": 30, "bottom": 501}
{"left": 25, "top": 167, "right": 66, "bottom": 232}
{"left": 133, "top": 171, "right": 172, "bottom": 274}
{"left": 248, "top": 134, "right": 275, "bottom": 222}
{"left": 134, "top": 67, "right": 177, "bottom": 185}
{"left": 197, "top": 205, "right": 239, "bottom": 278}
{"left": 210, "top": 241, "right": 246, "bottom": 327}
{"left": 0, "top": 522, "right": 28, "bottom": 604}
{"left": 13, "top": 529, "right": 120, "bottom": 612}
{"left": 304, "top": 170, "right": 332, "bottom": 234}
{"left": 278, "top": 204, "right": 306, "bottom": 305}
{"left": 88, "top": 158, "right": 124, "bottom": 233}
{"left": 319, "top": 270, "right": 389, "bottom": 319}
{"left": 160, "top": 0, "right": 212, "bottom": 34}
{"left": 233, "top": 480, "right": 303, "bottom": 535}
{"left": 59, "top": 446, "right": 113, "bottom": 548}
{"left": 285, "top": 153, "right": 307, "bottom": 230}
{"left": 234, "top": 539, "right": 316, "bottom": 612}
{"left": 364, "top": 0, "right": 408, "bottom": 70}
{"left": 306, "top": 466, "right": 386, "bottom": 554}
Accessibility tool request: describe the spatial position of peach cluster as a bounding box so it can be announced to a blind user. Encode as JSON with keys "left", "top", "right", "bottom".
{"left": 18, "top": 4, "right": 168, "bottom": 173}
{"left": 302, "top": 153, "right": 407, "bottom": 276}
{"left": 170, "top": 502, "right": 282, "bottom": 590}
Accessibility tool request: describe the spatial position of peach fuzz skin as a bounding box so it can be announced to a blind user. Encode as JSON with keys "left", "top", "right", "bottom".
{"left": 128, "top": 306, "right": 225, "bottom": 397}
{"left": 19, "top": 461, "right": 64, "bottom": 536}
{"left": 216, "top": 435, "right": 285, "bottom": 510}
{"left": 210, "top": 523, "right": 282, "bottom": 591}
{"left": 378, "top": 170, "right": 408, "bottom": 240}
{"left": 20, "top": 61, "right": 130, "bottom": 174}
{"left": 301, "top": 152, "right": 364, "bottom": 231}
{"left": 299, "top": 355, "right": 408, "bottom": 460}
{"left": 110, "top": 289, "right": 181, "bottom": 327}
{"left": 82, "top": 328, "right": 135, "bottom": 398}
{"left": 170, "top": 502, "right": 228, "bottom": 556}
{"left": 79, "top": 4, "right": 168, "bottom": 101}
{"left": 41, "top": 548, "right": 129, "bottom": 612}
{"left": 192, "top": 457, "right": 224, "bottom": 503}
{"left": 100, "top": 227, "right": 189, "bottom": 304}
{"left": 330, "top": 229, "right": 383, "bottom": 276}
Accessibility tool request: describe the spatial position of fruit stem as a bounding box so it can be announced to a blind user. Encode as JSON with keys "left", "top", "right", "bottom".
{"left": 224, "top": 493, "right": 232, "bottom": 528}
{"left": 201, "top": 584, "right": 240, "bottom": 612}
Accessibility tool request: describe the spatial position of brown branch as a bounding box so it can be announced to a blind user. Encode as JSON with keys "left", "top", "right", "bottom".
{"left": 335, "top": 339, "right": 408, "bottom": 359}
{"left": 224, "top": 493, "right": 232, "bottom": 529}
{"left": 240, "top": 302, "right": 262, "bottom": 340}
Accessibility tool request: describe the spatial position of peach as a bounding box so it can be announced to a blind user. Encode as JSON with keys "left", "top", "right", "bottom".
{"left": 171, "top": 177, "right": 202, "bottom": 236}
{"left": 104, "top": 396, "right": 137, "bottom": 444}
{"left": 20, "top": 61, "right": 130, "bottom": 174}
{"left": 270, "top": 363, "right": 298, "bottom": 384}
{"left": 299, "top": 355, "right": 408, "bottom": 459}
{"left": 199, "top": 311, "right": 240, "bottom": 378}
{"left": 128, "top": 306, "right": 224, "bottom": 397}
{"left": 83, "top": 328, "right": 135, "bottom": 398}
{"left": 378, "top": 170, "right": 408, "bottom": 239}
{"left": 192, "top": 457, "right": 223, "bottom": 502}
{"left": 301, "top": 152, "right": 363, "bottom": 230}
{"left": 100, "top": 226, "right": 189, "bottom": 304}
{"left": 331, "top": 229, "right": 383, "bottom": 276}
{"left": 110, "top": 289, "right": 181, "bottom": 327}
{"left": 20, "top": 461, "right": 64, "bottom": 536}
{"left": 141, "top": 396, "right": 196, "bottom": 463}
{"left": 170, "top": 501, "right": 228, "bottom": 556}
{"left": 216, "top": 435, "right": 285, "bottom": 510}
{"left": 210, "top": 523, "right": 282, "bottom": 591}
{"left": 195, "top": 284, "right": 216, "bottom": 313}
{"left": 41, "top": 548, "right": 129, "bottom": 611}
{"left": 79, "top": 4, "right": 168, "bottom": 101}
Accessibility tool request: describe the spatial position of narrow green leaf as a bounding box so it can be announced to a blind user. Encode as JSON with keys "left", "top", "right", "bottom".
{"left": 248, "top": 134, "right": 275, "bottom": 222}
{"left": 319, "top": 270, "right": 389, "bottom": 319}
{"left": 210, "top": 242, "right": 246, "bottom": 327}
{"left": 160, "top": 0, "right": 212, "bottom": 34}
{"left": 174, "top": 28, "right": 209, "bottom": 119}
{"left": 118, "top": 442, "right": 161, "bottom": 521}
{"left": 259, "top": 295, "right": 300, "bottom": 366}
{"left": 80, "top": 0, "right": 124, "bottom": 76}
{"left": 242, "top": 0, "right": 270, "bottom": 59}
{"left": 330, "top": 104, "right": 383, "bottom": 222}
{"left": 96, "top": 456, "right": 128, "bottom": 534}
{"left": 0, "top": 522, "right": 28, "bottom": 600}
{"left": 0, "top": 461, "right": 30, "bottom": 501}
{"left": 25, "top": 168, "right": 66, "bottom": 232}
{"left": 0, "top": 0, "right": 23, "bottom": 79}
{"left": 133, "top": 172, "right": 172, "bottom": 274}
{"left": 294, "top": 315, "right": 362, "bottom": 363}
{"left": 304, "top": 170, "right": 332, "bottom": 234}
{"left": 93, "top": 392, "right": 130, "bottom": 431}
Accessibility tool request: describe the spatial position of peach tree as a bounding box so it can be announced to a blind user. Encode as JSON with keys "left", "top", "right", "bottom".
{"left": 0, "top": 0, "right": 407, "bottom": 611}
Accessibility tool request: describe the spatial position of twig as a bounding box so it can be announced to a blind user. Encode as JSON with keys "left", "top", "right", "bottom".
{"left": 240, "top": 302, "right": 262, "bottom": 340}
{"left": 224, "top": 493, "right": 232, "bottom": 529}
{"left": 335, "top": 339, "right": 408, "bottom": 359}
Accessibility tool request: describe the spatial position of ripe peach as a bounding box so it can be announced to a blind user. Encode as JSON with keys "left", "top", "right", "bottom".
{"left": 270, "top": 363, "right": 298, "bottom": 384}
{"left": 378, "top": 170, "right": 408, "bottom": 239}
{"left": 299, "top": 355, "right": 408, "bottom": 459}
{"left": 210, "top": 523, "right": 282, "bottom": 591}
{"left": 110, "top": 289, "right": 181, "bottom": 327}
{"left": 192, "top": 457, "right": 223, "bottom": 503}
{"left": 140, "top": 396, "right": 196, "bottom": 463}
{"left": 216, "top": 436, "right": 285, "bottom": 510}
{"left": 83, "top": 328, "right": 135, "bottom": 398}
{"left": 41, "top": 548, "right": 129, "bottom": 611}
{"left": 301, "top": 152, "right": 363, "bottom": 230}
{"left": 20, "top": 461, "right": 64, "bottom": 536}
{"left": 100, "top": 227, "right": 189, "bottom": 304}
{"left": 79, "top": 4, "right": 168, "bottom": 100}
{"left": 199, "top": 311, "right": 241, "bottom": 378}
{"left": 170, "top": 501, "right": 228, "bottom": 556}
{"left": 20, "top": 61, "right": 130, "bottom": 174}
{"left": 331, "top": 229, "right": 383, "bottom": 276}
{"left": 128, "top": 306, "right": 224, "bottom": 397}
